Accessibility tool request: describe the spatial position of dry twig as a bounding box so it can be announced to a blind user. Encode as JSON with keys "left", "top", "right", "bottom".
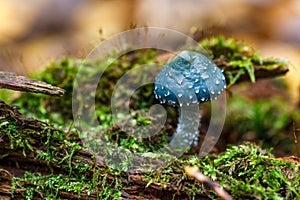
{"left": 0, "top": 71, "right": 65, "bottom": 96}
{"left": 185, "top": 166, "right": 233, "bottom": 200}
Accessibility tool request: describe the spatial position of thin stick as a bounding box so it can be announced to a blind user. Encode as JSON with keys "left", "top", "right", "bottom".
{"left": 185, "top": 166, "right": 233, "bottom": 200}
{"left": 0, "top": 72, "right": 65, "bottom": 96}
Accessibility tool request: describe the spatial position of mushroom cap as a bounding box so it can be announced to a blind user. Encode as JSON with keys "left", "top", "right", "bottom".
{"left": 154, "top": 50, "right": 226, "bottom": 106}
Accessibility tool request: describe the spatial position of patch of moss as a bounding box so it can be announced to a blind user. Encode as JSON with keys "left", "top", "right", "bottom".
{"left": 1, "top": 108, "right": 299, "bottom": 199}
{"left": 143, "top": 142, "right": 300, "bottom": 199}
{"left": 200, "top": 36, "right": 289, "bottom": 86}
{"left": 224, "top": 95, "right": 300, "bottom": 155}
{"left": 11, "top": 59, "right": 80, "bottom": 123}
{"left": 11, "top": 49, "right": 159, "bottom": 124}
{"left": 11, "top": 170, "right": 123, "bottom": 200}
{"left": 0, "top": 102, "right": 124, "bottom": 199}
{"left": 211, "top": 143, "right": 299, "bottom": 199}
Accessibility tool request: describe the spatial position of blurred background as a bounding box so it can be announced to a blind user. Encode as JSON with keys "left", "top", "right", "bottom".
{"left": 0, "top": 0, "right": 300, "bottom": 155}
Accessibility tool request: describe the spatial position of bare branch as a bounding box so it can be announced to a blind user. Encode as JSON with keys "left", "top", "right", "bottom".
{"left": 0, "top": 72, "right": 65, "bottom": 96}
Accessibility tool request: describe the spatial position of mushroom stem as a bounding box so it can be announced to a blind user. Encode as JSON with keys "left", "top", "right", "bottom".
{"left": 169, "top": 104, "right": 200, "bottom": 151}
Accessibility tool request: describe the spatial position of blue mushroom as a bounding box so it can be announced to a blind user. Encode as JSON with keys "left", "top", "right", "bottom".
{"left": 154, "top": 50, "right": 226, "bottom": 150}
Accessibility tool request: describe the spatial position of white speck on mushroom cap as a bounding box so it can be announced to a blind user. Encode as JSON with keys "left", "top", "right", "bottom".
{"left": 154, "top": 50, "right": 226, "bottom": 106}
{"left": 201, "top": 74, "right": 210, "bottom": 80}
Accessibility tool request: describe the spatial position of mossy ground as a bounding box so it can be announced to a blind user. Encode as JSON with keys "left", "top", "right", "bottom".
{"left": 1, "top": 112, "right": 299, "bottom": 199}
{"left": 0, "top": 36, "right": 299, "bottom": 199}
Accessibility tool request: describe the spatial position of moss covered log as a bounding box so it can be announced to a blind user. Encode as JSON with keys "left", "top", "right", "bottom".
{"left": 0, "top": 100, "right": 299, "bottom": 199}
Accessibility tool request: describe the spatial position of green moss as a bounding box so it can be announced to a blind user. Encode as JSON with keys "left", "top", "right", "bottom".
{"left": 142, "top": 142, "right": 300, "bottom": 199}
{"left": 200, "top": 36, "right": 288, "bottom": 87}
{"left": 1, "top": 122, "right": 25, "bottom": 155}
{"left": 1, "top": 105, "right": 299, "bottom": 199}
{"left": 225, "top": 95, "right": 300, "bottom": 154}
{"left": 11, "top": 49, "right": 158, "bottom": 124}
{"left": 11, "top": 59, "right": 80, "bottom": 123}
{"left": 11, "top": 171, "right": 123, "bottom": 200}
{"left": 1, "top": 102, "right": 123, "bottom": 199}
